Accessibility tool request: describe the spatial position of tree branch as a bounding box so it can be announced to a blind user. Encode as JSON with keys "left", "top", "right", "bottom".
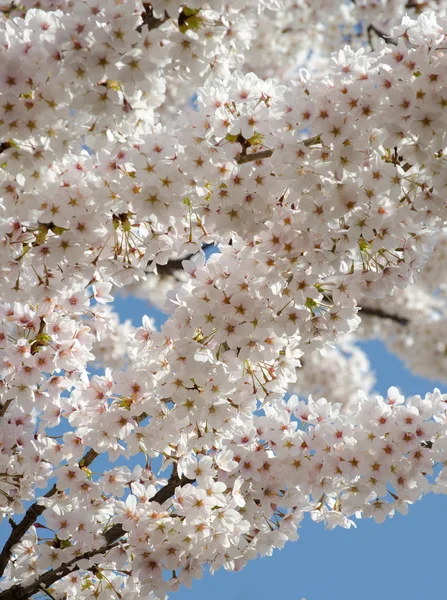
{"left": 360, "top": 306, "right": 410, "bottom": 326}
{"left": 235, "top": 135, "right": 322, "bottom": 165}
{"left": 78, "top": 448, "right": 98, "bottom": 469}
{"left": 136, "top": 4, "right": 168, "bottom": 33}
{"left": 405, "top": 1, "right": 430, "bottom": 14}
{"left": 38, "top": 586, "right": 58, "bottom": 600}
{"left": 0, "top": 470, "right": 194, "bottom": 600}
{"left": 0, "top": 484, "right": 58, "bottom": 579}
{"left": 236, "top": 149, "right": 273, "bottom": 164}
{"left": 0, "top": 447, "right": 96, "bottom": 579}
{"left": 0, "top": 539, "right": 122, "bottom": 600}
{"left": 147, "top": 243, "right": 213, "bottom": 277}
{"left": 0, "top": 142, "right": 12, "bottom": 155}
{"left": 0, "top": 399, "right": 13, "bottom": 418}
{"left": 102, "top": 469, "right": 193, "bottom": 545}
{"left": 367, "top": 24, "right": 397, "bottom": 49}
{"left": 147, "top": 136, "right": 323, "bottom": 277}
{"left": 0, "top": 411, "right": 154, "bottom": 578}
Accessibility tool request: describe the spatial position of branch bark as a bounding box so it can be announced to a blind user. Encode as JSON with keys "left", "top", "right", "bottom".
{"left": 0, "top": 399, "right": 13, "bottom": 418}
{"left": 404, "top": 1, "right": 430, "bottom": 14}
{"left": 367, "top": 24, "right": 398, "bottom": 49}
{"left": 235, "top": 135, "right": 322, "bottom": 165}
{"left": 0, "top": 470, "right": 194, "bottom": 600}
{"left": 236, "top": 149, "right": 273, "bottom": 164}
{"left": 147, "top": 243, "right": 213, "bottom": 277}
{"left": 136, "top": 4, "right": 168, "bottom": 33}
{"left": 0, "top": 142, "right": 12, "bottom": 154}
{"left": 360, "top": 306, "right": 410, "bottom": 326}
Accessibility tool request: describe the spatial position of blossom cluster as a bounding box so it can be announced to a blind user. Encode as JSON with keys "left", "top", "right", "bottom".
{"left": 1, "top": 3, "right": 447, "bottom": 600}
{"left": 7, "top": 379, "right": 447, "bottom": 600}
{"left": 357, "top": 231, "right": 447, "bottom": 381}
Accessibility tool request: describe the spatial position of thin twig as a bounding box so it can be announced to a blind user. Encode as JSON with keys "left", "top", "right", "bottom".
{"left": 38, "top": 586, "right": 58, "bottom": 600}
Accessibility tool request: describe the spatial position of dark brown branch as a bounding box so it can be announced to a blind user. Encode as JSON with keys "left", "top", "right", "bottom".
{"left": 155, "top": 258, "right": 188, "bottom": 275}
{"left": 136, "top": 4, "right": 168, "bottom": 33}
{"left": 235, "top": 135, "right": 321, "bottom": 165}
{"left": 0, "top": 408, "right": 154, "bottom": 578}
{"left": 0, "top": 538, "right": 122, "bottom": 600}
{"left": 236, "top": 149, "right": 273, "bottom": 164}
{"left": 0, "top": 484, "right": 57, "bottom": 579}
{"left": 0, "top": 446, "right": 98, "bottom": 579}
{"left": 102, "top": 470, "right": 193, "bottom": 545}
{"left": 78, "top": 448, "right": 98, "bottom": 469}
{"left": 405, "top": 1, "right": 430, "bottom": 14}
{"left": 0, "top": 471, "right": 194, "bottom": 600}
{"left": 0, "top": 399, "right": 13, "bottom": 418}
{"left": 0, "top": 142, "right": 12, "bottom": 154}
{"left": 147, "top": 243, "right": 213, "bottom": 277}
{"left": 0, "top": 406, "right": 156, "bottom": 578}
{"left": 367, "top": 24, "right": 397, "bottom": 49}
{"left": 360, "top": 306, "right": 410, "bottom": 326}
{"left": 38, "top": 586, "right": 58, "bottom": 600}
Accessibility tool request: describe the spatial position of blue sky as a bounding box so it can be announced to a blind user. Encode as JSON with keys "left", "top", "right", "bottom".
{"left": 114, "top": 293, "right": 447, "bottom": 600}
